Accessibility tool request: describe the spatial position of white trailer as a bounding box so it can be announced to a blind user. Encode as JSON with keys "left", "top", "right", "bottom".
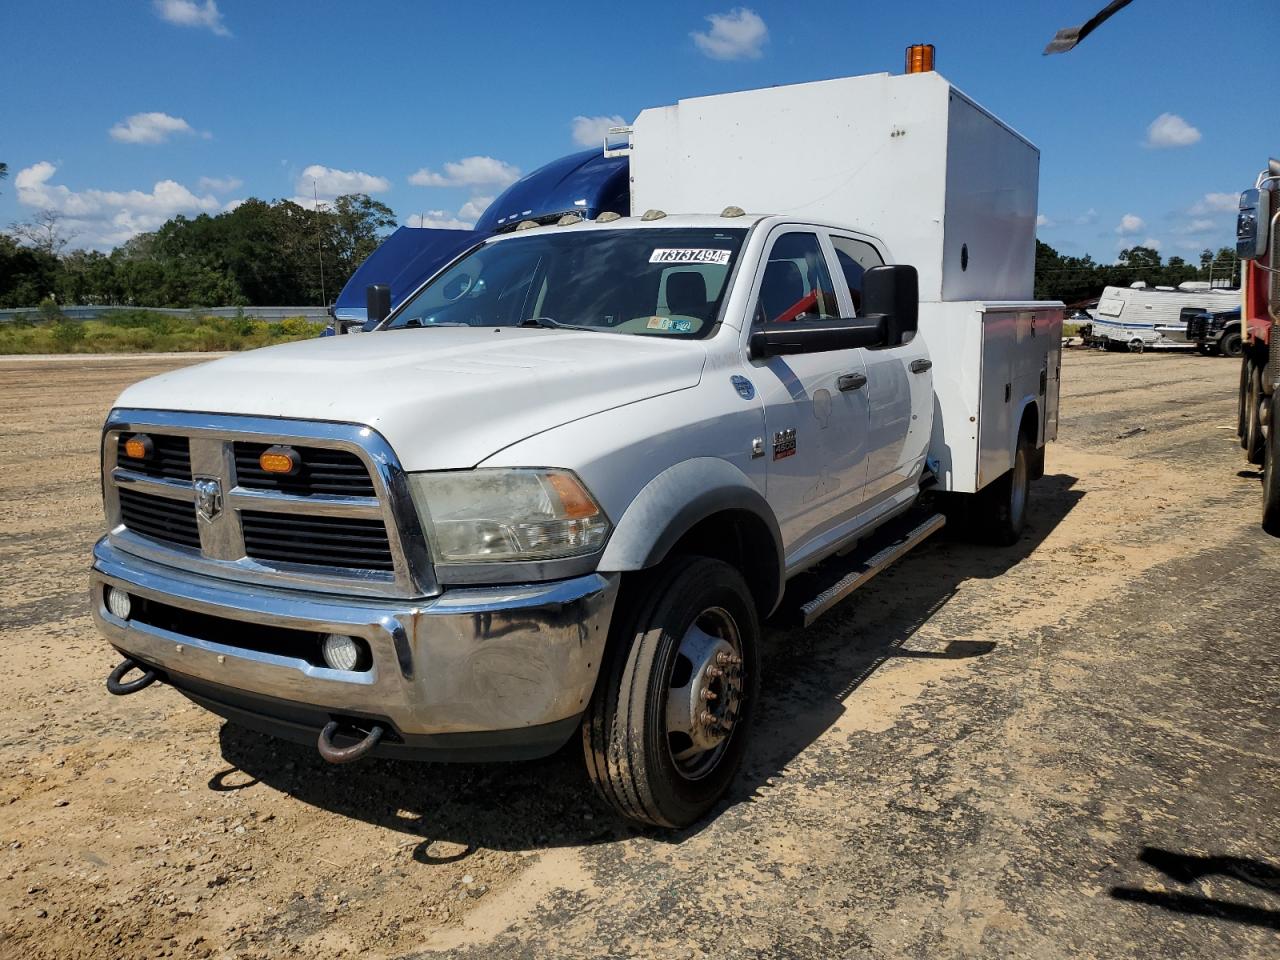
{"left": 1092, "top": 284, "right": 1240, "bottom": 351}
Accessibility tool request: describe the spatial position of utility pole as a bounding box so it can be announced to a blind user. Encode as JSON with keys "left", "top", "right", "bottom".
{"left": 313, "top": 179, "right": 327, "bottom": 308}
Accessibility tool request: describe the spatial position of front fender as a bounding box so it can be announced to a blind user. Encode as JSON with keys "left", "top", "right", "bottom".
{"left": 598, "top": 457, "right": 784, "bottom": 605}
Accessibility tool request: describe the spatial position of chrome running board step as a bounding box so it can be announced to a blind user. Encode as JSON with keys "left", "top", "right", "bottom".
{"left": 785, "top": 511, "right": 947, "bottom": 627}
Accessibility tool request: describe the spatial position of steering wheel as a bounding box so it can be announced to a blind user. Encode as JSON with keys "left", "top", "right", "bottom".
{"left": 442, "top": 272, "right": 474, "bottom": 302}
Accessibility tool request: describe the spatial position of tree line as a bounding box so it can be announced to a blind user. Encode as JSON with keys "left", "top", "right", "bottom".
{"left": 1035, "top": 240, "right": 1239, "bottom": 305}
{"left": 0, "top": 156, "right": 1240, "bottom": 310}
{"left": 0, "top": 192, "right": 395, "bottom": 309}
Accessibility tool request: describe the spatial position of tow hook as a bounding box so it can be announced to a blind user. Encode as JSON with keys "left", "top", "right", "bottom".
{"left": 106, "top": 657, "right": 160, "bottom": 696}
{"left": 317, "top": 721, "right": 385, "bottom": 764}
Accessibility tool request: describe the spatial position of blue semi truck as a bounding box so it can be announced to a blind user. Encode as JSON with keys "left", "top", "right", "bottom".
{"left": 326, "top": 146, "right": 630, "bottom": 333}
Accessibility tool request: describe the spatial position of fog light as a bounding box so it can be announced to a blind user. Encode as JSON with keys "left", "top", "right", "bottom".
{"left": 106, "top": 587, "right": 132, "bottom": 621}
{"left": 321, "top": 633, "right": 362, "bottom": 672}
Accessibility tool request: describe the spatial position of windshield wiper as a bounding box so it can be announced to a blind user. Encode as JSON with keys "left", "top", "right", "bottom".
{"left": 517, "top": 316, "right": 597, "bottom": 332}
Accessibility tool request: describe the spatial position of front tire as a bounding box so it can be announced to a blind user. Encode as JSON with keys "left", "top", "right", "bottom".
{"left": 582, "top": 556, "right": 760, "bottom": 828}
{"left": 1219, "top": 329, "right": 1243, "bottom": 360}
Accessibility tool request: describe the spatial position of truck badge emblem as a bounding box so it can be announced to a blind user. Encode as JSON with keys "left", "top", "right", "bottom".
{"left": 193, "top": 477, "right": 223, "bottom": 522}
{"left": 730, "top": 375, "right": 756, "bottom": 400}
{"left": 772, "top": 428, "right": 797, "bottom": 460}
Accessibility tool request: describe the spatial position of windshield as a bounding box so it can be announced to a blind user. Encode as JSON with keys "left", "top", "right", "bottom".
{"left": 384, "top": 227, "right": 748, "bottom": 339}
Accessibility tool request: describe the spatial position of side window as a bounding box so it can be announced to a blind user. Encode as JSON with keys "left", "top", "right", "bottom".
{"left": 830, "top": 236, "right": 884, "bottom": 314}
{"left": 756, "top": 232, "right": 840, "bottom": 326}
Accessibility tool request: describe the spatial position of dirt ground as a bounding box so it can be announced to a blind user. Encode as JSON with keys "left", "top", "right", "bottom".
{"left": 0, "top": 349, "right": 1276, "bottom": 959}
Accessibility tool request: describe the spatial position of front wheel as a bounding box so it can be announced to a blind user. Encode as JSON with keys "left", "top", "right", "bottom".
{"left": 1219, "top": 329, "right": 1243, "bottom": 360}
{"left": 582, "top": 556, "right": 760, "bottom": 828}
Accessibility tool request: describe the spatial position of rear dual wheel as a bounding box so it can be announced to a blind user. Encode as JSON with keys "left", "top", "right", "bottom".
{"left": 1245, "top": 360, "right": 1266, "bottom": 466}
{"left": 1263, "top": 391, "right": 1280, "bottom": 537}
{"left": 583, "top": 556, "right": 759, "bottom": 828}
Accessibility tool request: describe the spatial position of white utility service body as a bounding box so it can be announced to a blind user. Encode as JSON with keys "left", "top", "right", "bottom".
{"left": 1091, "top": 284, "right": 1241, "bottom": 350}
{"left": 89, "top": 69, "right": 1063, "bottom": 827}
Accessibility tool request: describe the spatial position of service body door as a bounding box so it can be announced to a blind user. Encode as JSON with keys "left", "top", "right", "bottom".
{"left": 828, "top": 233, "right": 932, "bottom": 505}
{"left": 747, "top": 228, "right": 871, "bottom": 555}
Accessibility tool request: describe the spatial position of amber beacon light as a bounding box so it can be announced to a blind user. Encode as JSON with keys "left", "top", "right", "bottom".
{"left": 905, "top": 43, "right": 935, "bottom": 74}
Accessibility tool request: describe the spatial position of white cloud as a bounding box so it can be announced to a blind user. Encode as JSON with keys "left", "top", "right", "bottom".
{"left": 109, "top": 111, "right": 204, "bottom": 144}
{"left": 692, "top": 8, "right": 768, "bottom": 60}
{"left": 222, "top": 198, "right": 246, "bottom": 213}
{"left": 1140, "top": 237, "right": 1161, "bottom": 250}
{"left": 571, "top": 114, "right": 627, "bottom": 148}
{"left": 407, "top": 210, "right": 474, "bottom": 230}
{"left": 198, "top": 175, "right": 242, "bottom": 193}
{"left": 1145, "top": 113, "right": 1200, "bottom": 148}
{"left": 1176, "top": 218, "right": 1217, "bottom": 235}
{"left": 297, "top": 164, "right": 390, "bottom": 200}
{"left": 1188, "top": 192, "right": 1237, "bottom": 215}
{"left": 1115, "top": 213, "right": 1146, "bottom": 235}
{"left": 408, "top": 156, "right": 521, "bottom": 189}
{"left": 13, "top": 160, "right": 220, "bottom": 249}
{"left": 1075, "top": 208, "right": 1098, "bottom": 226}
{"left": 153, "top": 0, "right": 230, "bottom": 36}
{"left": 1036, "top": 214, "right": 1054, "bottom": 228}
{"left": 457, "top": 196, "right": 494, "bottom": 222}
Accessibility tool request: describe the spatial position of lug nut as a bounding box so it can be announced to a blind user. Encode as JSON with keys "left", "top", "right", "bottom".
{"left": 701, "top": 688, "right": 718, "bottom": 702}
{"left": 706, "top": 665, "right": 724, "bottom": 680}
{"left": 697, "top": 709, "right": 717, "bottom": 727}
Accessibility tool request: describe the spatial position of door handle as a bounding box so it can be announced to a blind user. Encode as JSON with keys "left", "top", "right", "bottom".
{"left": 909, "top": 358, "right": 933, "bottom": 374}
{"left": 837, "top": 372, "right": 867, "bottom": 392}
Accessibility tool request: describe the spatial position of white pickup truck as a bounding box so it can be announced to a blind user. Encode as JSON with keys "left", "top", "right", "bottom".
{"left": 91, "top": 69, "right": 1062, "bottom": 827}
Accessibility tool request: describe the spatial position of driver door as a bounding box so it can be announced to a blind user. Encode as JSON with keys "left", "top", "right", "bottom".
{"left": 747, "top": 228, "right": 871, "bottom": 566}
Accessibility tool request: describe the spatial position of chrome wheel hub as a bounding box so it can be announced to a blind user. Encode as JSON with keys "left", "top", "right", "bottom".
{"left": 666, "top": 608, "right": 744, "bottom": 777}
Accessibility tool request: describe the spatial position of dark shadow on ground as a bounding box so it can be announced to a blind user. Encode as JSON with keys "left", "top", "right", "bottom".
{"left": 218, "top": 473, "right": 1083, "bottom": 853}
{"left": 1111, "top": 845, "right": 1280, "bottom": 931}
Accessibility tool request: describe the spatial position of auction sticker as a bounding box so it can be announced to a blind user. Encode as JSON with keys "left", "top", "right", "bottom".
{"left": 649, "top": 248, "right": 732, "bottom": 265}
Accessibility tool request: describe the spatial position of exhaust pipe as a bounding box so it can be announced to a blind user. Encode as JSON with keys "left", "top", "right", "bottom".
{"left": 317, "top": 720, "right": 385, "bottom": 764}
{"left": 106, "top": 657, "right": 159, "bottom": 696}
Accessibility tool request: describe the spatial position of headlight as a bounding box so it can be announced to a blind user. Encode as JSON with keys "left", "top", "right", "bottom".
{"left": 409, "top": 468, "right": 610, "bottom": 563}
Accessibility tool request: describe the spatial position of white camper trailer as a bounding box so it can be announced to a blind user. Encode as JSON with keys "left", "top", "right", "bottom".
{"left": 1091, "top": 285, "right": 1240, "bottom": 351}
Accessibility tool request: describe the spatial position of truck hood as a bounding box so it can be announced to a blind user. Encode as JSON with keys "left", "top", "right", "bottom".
{"left": 116, "top": 328, "right": 708, "bottom": 470}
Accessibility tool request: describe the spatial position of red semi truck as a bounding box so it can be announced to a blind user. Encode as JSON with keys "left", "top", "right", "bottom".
{"left": 1237, "top": 159, "right": 1280, "bottom": 535}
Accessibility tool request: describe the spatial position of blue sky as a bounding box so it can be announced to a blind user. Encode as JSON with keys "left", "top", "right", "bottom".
{"left": 0, "top": 0, "right": 1269, "bottom": 261}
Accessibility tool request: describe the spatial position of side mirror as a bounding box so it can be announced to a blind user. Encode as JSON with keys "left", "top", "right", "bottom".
{"left": 861, "top": 264, "right": 918, "bottom": 346}
{"left": 1237, "top": 189, "right": 1269, "bottom": 261}
{"left": 365, "top": 283, "right": 392, "bottom": 328}
{"left": 750, "top": 315, "right": 886, "bottom": 358}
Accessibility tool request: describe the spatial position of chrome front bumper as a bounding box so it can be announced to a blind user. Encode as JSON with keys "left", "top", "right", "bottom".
{"left": 90, "top": 538, "right": 619, "bottom": 754}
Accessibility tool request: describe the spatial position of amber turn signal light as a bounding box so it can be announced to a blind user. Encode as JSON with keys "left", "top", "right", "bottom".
{"left": 124, "top": 434, "right": 153, "bottom": 460}
{"left": 259, "top": 445, "right": 300, "bottom": 475}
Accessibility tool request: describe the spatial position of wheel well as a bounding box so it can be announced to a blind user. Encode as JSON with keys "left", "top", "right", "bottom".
{"left": 662, "top": 510, "right": 781, "bottom": 618}
{"left": 1018, "top": 401, "right": 1039, "bottom": 443}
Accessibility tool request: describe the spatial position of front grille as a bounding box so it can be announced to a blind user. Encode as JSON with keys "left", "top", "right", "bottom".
{"left": 233, "top": 442, "right": 375, "bottom": 497}
{"left": 1185, "top": 316, "right": 1208, "bottom": 340}
{"left": 241, "top": 511, "right": 394, "bottom": 571}
{"left": 118, "top": 487, "right": 200, "bottom": 549}
{"left": 117, "top": 434, "right": 192, "bottom": 480}
{"left": 105, "top": 414, "right": 421, "bottom": 595}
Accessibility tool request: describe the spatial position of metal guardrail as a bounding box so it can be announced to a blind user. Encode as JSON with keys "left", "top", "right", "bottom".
{"left": 0, "top": 305, "right": 330, "bottom": 324}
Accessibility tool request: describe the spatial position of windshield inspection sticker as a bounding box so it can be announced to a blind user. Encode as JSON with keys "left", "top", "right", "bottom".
{"left": 649, "top": 248, "right": 732, "bottom": 265}
{"left": 646, "top": 316, "right": 694, "bottom": 333}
